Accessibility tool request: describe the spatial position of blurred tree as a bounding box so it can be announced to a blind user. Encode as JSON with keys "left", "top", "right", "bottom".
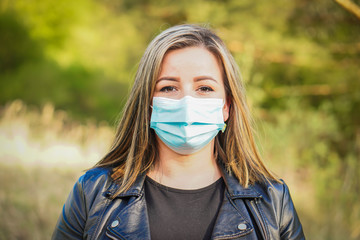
{"left": 0, "top": 11, "right": 43, "bottom": 72}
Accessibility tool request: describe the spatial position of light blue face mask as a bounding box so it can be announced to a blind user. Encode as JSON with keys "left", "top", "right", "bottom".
{"left": 150, "top": 96, "right": 226, "bottom": 155}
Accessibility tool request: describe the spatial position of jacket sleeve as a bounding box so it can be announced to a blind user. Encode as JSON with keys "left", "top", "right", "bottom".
{"left": 279, "top": 182, "right": 305, "bottom": 240}
{"left": 52, "top": 175, "right": 87, "bottom": 240}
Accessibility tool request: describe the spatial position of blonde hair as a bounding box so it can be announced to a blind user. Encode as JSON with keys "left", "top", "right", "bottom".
{"left": 95, "top": 24, "right": 279, "bottom": 196}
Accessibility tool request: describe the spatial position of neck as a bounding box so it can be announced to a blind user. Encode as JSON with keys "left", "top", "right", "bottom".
{"left": 147, "top": 138, "right": 221, "bottom": 189}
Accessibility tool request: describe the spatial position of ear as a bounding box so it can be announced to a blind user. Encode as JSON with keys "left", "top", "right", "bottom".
{"left": 222, "top": 97, "right": 231, "bottom": 122}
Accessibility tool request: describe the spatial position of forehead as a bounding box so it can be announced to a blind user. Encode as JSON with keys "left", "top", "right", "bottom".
{"left": 159, "top": 46, "right": 223, "bottom": 76}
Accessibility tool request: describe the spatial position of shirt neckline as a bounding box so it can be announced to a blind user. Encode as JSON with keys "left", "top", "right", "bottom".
{"left": 145, "top": 176, "right": 224, "bottom": 194}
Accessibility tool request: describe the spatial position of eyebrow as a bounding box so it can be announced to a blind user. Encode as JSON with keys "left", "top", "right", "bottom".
{"left": 156, "top": 77, "right": 179, "bottom": 83}
{"left": 194, "top": 76, "right": 218, "bottom": 83}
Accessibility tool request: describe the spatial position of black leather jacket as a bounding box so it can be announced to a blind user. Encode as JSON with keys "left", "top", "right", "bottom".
{"left": 52, "top": 166, "right": 305, "bottom": 240}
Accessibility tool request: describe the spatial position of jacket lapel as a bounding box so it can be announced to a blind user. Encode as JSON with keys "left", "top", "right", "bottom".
{"left": 106, "top": 195, "right": 150, "bottom": 240}
{"left": 211, "top": 191, "right": 254, "bottom": 240}
{"left": 105, "top": 173, "right": 151, "bottom": 240}
{"left": 210, "top": 165, "right": 262, "bottom": 240}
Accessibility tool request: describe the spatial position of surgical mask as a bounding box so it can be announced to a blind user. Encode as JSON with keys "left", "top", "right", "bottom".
{"left": 150, "top": 96, "right": 226, "bottom": 155}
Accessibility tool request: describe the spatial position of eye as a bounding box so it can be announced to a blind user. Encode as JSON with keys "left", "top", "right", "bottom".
{"left": 198, "top": 86, "right": 214, "bottom": 92}
{"left": 160, "top": 86, "right": 177, "bottom": 93}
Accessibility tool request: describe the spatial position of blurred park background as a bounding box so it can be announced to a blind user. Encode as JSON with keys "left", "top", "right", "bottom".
{"left": 0, "top": 0, "right": 359, "bottom": 239}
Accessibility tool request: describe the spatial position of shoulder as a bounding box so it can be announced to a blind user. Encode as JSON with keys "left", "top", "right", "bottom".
{"left": 77, "top": 167, "right": 114, "bottom": 201}
{"left": 252, "top": 179, "right": 305, "bottom": 239}
{"left": 252, "top": 179, "right": 290, "bottom": 204}
{"left": 251, "top": 179, "right": 293, "bottom": 222}
{"left": 52, "top": 167, "right": 115, "bottom": 239}
{"left": 80, "top": 167, "right": 112, "bottom": 185}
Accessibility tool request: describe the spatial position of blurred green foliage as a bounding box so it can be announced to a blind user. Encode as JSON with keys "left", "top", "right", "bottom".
{"left": 0, "top": 0, "right": 359, "bottom": 239}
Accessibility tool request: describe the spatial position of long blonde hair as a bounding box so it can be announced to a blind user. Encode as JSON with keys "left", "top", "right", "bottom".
{"left": 95, "top": 24, "right": 279, "bottom": 196}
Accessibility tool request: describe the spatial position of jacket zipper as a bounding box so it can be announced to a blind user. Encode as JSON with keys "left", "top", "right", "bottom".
{"left": 250, "top": 199, "right": 268, "bottom": 240}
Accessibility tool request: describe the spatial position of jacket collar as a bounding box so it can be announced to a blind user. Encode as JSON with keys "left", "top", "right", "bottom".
{"left": 105, "top": 172, "right": 147, "bottom": 198}
{"left": 105, "top": 164, "right": 261, "bottom": 199}
{"left": 219, "top": 164, "right": 262, "bottom": 199}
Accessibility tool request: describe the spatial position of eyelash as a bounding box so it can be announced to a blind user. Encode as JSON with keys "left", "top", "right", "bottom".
{"left": 198, "top": 86, "right": 214, "bottom": 92}
{"left": 160, "top": 86, "right": 177, "bottom": 92}
{"left": 159, "top": 86, "right": 214, "bottom": 93}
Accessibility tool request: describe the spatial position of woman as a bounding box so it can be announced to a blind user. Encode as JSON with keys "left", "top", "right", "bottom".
{"left": 52, "top": 24, "right": 305, "bottom": 240}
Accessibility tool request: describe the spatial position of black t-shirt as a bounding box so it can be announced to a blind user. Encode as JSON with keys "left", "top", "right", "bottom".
{"left": 144, "top": 176, "right": 225, "bottom": 240}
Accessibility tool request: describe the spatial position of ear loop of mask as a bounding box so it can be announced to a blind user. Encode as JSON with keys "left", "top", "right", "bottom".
{"left": 221, "top": 123, "right": 227, "bottom": 133}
